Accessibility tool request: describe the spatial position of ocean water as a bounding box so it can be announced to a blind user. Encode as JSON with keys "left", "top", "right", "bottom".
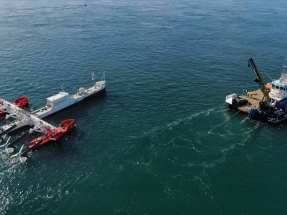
{"left": 1, "top": 0, "right": 287, "bottom": 214}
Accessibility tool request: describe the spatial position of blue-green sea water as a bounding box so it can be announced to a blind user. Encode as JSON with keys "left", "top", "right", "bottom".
{"left": 1, "top": 0, "right": 287, "bottom": 214}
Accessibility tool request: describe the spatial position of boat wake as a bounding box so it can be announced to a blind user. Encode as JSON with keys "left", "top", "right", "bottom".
{"left": 129, "top": 105, "right": 223, "bottom": 141}
{"left": 114, "top": 104, "right": 266, "bottom": 212}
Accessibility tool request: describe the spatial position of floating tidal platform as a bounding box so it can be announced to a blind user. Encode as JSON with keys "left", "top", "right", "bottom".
{"left": 1, "top": 98, "right": 56, "bottom": 134}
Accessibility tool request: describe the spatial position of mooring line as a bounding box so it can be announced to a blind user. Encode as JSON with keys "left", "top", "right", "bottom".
{"left": 209, "top": 111, "right": 240, "bottom": 133}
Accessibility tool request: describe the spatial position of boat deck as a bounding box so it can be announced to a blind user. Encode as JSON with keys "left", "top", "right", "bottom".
{"left": 233, "top": 89, "right": 265, "bottom": 114}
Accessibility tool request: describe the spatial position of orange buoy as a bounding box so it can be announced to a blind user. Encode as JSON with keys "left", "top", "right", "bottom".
{"left": 266, "top": 83, "right": 272, "bottom": 89}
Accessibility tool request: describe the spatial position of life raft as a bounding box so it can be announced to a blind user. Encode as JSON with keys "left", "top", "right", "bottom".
{"left": 266, "top": 83, "right": 272, "bottom": 89}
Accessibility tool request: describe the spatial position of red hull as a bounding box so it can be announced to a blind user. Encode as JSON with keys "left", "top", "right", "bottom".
{"left": 14, "top": 96, "right": 28, "bottom": 107}
{"left": 0, "top": 110, "right": 7, "bottom": 115}
{"left": 27, "top": 119, "right": 75, "bottom": 149}
{"left": 0, "top": 96, "right": 28, "bottom": 115}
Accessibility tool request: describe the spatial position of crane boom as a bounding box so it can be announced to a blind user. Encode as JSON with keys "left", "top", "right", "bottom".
{"left": 248, "top": 58, "right": 269, "bottom": 105}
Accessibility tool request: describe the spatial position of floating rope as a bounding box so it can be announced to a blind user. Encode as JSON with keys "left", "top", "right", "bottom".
{"left": 209, "top": 110, "right": 240, "bottom": 133}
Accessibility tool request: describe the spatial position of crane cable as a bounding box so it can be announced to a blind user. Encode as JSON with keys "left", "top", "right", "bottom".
{"left": 209, "top": 110, "right": 240, "bottom": 133}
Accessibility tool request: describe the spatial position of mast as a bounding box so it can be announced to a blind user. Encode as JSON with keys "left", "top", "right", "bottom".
{"left": 248, "top": 58, "right": 269, "bottom": 107}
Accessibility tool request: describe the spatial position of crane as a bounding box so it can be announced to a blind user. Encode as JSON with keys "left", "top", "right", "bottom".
{"left": 248, "top": 58, "right": 270, "bottom": 108}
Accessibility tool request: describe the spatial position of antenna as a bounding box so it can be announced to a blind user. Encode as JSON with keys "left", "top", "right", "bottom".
{"left": 91, "top": 73, "right": 96, "bottom": 83}
{"left": 61, "top": 85, "right": 64, "bottom": 92}
{"left": 266, "top": 74, "right": 273, "bottom": 81}
{"left": 102, "top": 68, "right": 106, "bottom": 81}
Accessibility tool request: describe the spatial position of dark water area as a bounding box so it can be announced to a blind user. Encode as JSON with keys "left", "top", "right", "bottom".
{"left": 1, "top": 0, "right": 287, "bottom": 214}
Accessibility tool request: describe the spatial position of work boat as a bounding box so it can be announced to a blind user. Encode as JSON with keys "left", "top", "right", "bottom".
{"left": 31, "top": 79, "right": 106, "bottom": 118}
{"left": 226, "top": 57, "right": 287, "bottom": 123}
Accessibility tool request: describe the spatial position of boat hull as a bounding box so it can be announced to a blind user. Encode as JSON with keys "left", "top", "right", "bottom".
{"left": 27, "top": 119, "right": 75, "bottom": 149}
{"left": 226, "top": 90, "right": 287, "bottom": 123}
{"left": 14, "top": 96, "right": 28, "bottom": 107}
{"left": 82, "top": 87, "right": 106, "bottom": 102}
{"left": 32, "top": 83, "right": 106, "bottom": 119}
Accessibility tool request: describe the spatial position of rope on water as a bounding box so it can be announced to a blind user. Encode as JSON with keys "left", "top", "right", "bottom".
{"left": 209, "top": 110, "right": 240, "bottom": 133}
